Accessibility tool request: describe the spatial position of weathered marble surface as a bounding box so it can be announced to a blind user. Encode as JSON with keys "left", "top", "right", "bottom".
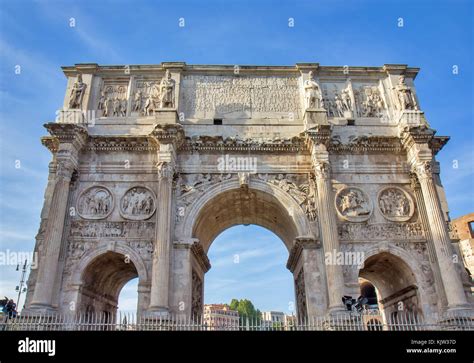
{"left": 23, "top": 63, "right": 472, "bottom": 322}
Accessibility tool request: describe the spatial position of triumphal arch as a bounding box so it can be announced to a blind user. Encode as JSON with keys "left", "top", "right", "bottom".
{"left": 24, "top": 62, "right": 473, "bottom": 323}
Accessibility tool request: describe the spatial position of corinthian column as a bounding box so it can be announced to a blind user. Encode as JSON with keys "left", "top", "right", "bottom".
{"left": 311, "top": 143, "right": 345, "bottom": 314}
{"left": 148, "top": 148, "right": 176, "bottom": 314}
{"left": 413, "top": 160, "right": 469, "bottom": 311}
{"left": 29, "top": 124, "right": 87, "bottom": 312}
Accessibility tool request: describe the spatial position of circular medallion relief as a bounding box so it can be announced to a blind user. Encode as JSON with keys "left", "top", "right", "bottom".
{"left": 335, "top": 187, "right": 372, "bottom": 222}
{"left": 120, "top": 186, "right": 156, "bottom": 220}
{"left": 77, "top": 186, "right": 114, "bottom": 220}
{"left": 377, "top": 186, "right": 414, "bottom": 222}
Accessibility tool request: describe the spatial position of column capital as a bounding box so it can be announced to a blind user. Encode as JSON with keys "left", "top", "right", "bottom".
{"left": 411, "top": 160, "right": 434, "bottom": 180}
{"left": 156, "top": 161, "right": 175, "bottom": 181}
{"left": 55, "top": 159, "right": 76, "bottom": 181}
{"left": 313, "top": 160, "right": 331, "bottom": 179}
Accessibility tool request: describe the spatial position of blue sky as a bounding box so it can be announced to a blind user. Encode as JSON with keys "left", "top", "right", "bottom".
{"left": 0, "top": 0, "right": 472, "bottom": 313}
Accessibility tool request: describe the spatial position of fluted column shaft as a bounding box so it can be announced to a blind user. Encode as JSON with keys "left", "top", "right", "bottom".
{"left": 413, "top": 161, "right": 468, "bottom": 311}
{"left": 311, "top": 145, "right": 345, "bottom": 313}
{"left": 30, "top": 160, "right": 74, "bottom": 309}
{"left": 149, "top": 160, "right": 175, "bottom": 312}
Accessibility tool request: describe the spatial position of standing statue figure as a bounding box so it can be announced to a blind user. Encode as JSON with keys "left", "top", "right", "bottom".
{"left": 304, "top": 71, "right": 323, "bottom": 109}
{"left": 97, "top": 91, "right": 106, "bottom": 112}
{"left": 112, "top": 97, "right": 121, "bottom": 116}
{"left": 144, "top": 94, "right": 154, "bottom": 116}
{"left": 133, "top": 91, "right": 142, "bottom": 112}
{"left": 68, "top": 74, "right": 87, "bottom": 109}
{"left": 159, "top": 70, "right": 175, "bottom": 108}
{"left": 341, "top": 87, "right": 352, "bottom": 111}
{"left": 103, "top": 96, "right": 112, "bottom": 117}
{"left": 334, "top": 92, "right": 345, "bottom": 117}
{"left": 120, "top": 98, "right": 127, "bottom": 117}
{"left": 394, "top": 75, "right": 418, "bottom": 110}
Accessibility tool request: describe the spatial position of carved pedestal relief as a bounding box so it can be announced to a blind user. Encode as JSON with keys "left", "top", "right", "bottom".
{"left": 77, "top": 186, "right": 113, "bottom": 220}
{"left": 120, "top": 187, "right": 156, "bottom": 220}
{"left": 295, "top": 270, "right": 307, "bottom": 321}
{"left": 378, "top": 187, "right": 414, "bottom": 222}
{"left": 191, "top": 270, "right": 203, "bottom": 317}
{"left": 335, "top": 187, "right": 372, "bottom": 222}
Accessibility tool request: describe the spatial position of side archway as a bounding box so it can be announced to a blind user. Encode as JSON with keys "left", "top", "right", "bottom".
{"left": 358, "top": 245, "right": 427, "bottom": 320}
{"left": 70, "top": 243, "right": 149, "bottom": 317}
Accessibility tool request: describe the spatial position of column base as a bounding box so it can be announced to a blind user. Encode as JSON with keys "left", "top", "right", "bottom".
{"left": 22, "top": 304, "right": 57, "bottom": 315}
{"left": 145, "top": 307, "right": 170, "bottom": 319}
{"left": 327, "top": 305, "right": 349, "bottom": 316}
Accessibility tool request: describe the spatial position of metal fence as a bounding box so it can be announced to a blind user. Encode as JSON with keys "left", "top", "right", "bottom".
{"left": 1, "top": 310, "right": 472, "bottom": 331}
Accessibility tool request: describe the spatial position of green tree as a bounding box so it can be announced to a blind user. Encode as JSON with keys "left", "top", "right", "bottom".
{"left": 229, "top": 298, "right": 262, "bottom": 326}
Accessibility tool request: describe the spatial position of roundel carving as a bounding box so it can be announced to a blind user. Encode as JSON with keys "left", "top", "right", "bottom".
{"left": 120, "top": 186, "right": 156, "bottom": 220}
{"left": 335, "top": 187, "right": 372, "bottom": 222}
{"left": 377, "top": 186, "right": 414, "bottom": 222}
{"left": 77, "top": 186, "right": 114, "bottom": 220}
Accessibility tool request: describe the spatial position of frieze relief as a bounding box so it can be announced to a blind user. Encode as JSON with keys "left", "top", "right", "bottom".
{"left": 338, "top": 222, "right": 425, "bottom": 241}
{"left": 378, "top": 187, "right": 414, "bottom": 222}
{"left": 120, "top": 187, "right": 156, "bottom": 220}
{"left": 321, "top": 80, "right": 355, "bottom": 118}
{"left": 97, "top": 80, "right": 129, "bottom": 117}
{"left": 66, "top": 239, "right": 154, "bottom": 262}
{"left": 132, "top": 70, "right": 175, "bottom": 116}
{"left": 352, "top": 82, "right": 387, "bottom": 118}
{"left": 257, "top": 173, "right": 317, "bottom": 221}
{"left": 77, "top": 186, "right": 114, "bottom": 220}
{"left": 70, "top": 220, "right": 155, "bottom": 238}
{"left": 175, "top": 173, "right": 318, "bottom": 223}
{"left": 335, "top": 187, "right": 372, "bottom": 222}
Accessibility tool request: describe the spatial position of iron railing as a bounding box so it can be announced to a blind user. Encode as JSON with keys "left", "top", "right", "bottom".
{"left": 1, "top": 310, "right": 472, "bottom": 331}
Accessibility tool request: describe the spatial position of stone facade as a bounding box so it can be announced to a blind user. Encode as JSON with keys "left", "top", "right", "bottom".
{"left": 24, "top": 62, "right": 473, "bottom": 323}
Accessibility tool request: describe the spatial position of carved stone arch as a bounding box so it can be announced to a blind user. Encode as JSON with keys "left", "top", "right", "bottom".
{"left": 68, "top": 242, "right": 150, "bottom": 316}
{"left": 71, "top": 242, "right": 149, "bottom": 286}
{"left": 177, "top": 176, "right": 316, "bottom": 252}
{"left": 358, "top": 242, "right": 433, "bottom": 318}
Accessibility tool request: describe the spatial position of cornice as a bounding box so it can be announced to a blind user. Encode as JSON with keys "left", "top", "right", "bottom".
{"left": 87, "top": 136, "right": 158, "bottom": 152}
{"left": 179, "top": 135, "right": 306, "bottom": 153}
{"left": 329, "top": 135, "right": 403, "bottom": 154}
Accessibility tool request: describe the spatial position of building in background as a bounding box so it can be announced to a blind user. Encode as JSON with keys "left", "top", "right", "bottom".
{"left": 261, "top": 311, "right": 296, "bottom": 330}
{"left": 203, "top": 304, "right": 239, "bottom": 330}
{"left": 452, "top": 213, "right": 474, "bottom": 287}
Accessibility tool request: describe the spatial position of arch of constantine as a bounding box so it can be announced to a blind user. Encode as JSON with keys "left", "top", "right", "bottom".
{"left": 23, "top": 62, "right": 473, "bottom": 324}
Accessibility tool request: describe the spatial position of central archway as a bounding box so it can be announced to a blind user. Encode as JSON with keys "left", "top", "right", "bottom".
{"left": 179, "top": 181, "right": 319, "bottom": 321}
{"left": 193, "top": 188, "right": 300, "bottom": 252}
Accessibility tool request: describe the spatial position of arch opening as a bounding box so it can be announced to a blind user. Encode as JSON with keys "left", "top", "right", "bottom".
{"left": 359, "top": 252, "right": 422, "bottom": 320}
{"left": 202, "top": 225, "right": 295, "bottom": 326}
{"left": 79, "top": 251, "right": 139, "bottom": 319}
{"left": 192, "top": 187, "right": 301, "bottom": 253}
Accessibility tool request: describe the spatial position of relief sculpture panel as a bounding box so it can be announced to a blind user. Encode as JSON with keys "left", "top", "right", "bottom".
{"left": 378, "top": 187, "right": 414, "bottom": 222}
{"left": 120, "top": 187, "right": 156, "bottom": 220}
{"left": 77, "top": 186, "right": 114, "bottom": 220}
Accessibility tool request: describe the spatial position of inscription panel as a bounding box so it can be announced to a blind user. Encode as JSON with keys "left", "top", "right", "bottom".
{"left": 181, "top": 75, "right": 302, "bottom": 119}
